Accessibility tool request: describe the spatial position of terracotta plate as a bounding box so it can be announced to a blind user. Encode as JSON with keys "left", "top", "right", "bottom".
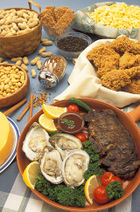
{"left": 17, "top": 98, "right": 140, "bottom": 211}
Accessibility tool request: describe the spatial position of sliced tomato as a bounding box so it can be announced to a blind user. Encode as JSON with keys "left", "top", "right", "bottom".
{"left": 101, "top": 172, "right": 114, "bottom": 186}
{"left": 67, "top": 104, "right": 79, "bottom": 112}
{"left": 110, "top": 176, "right": 123, "bottom": 185}
{"left": 93, "top": 185, "right": 109, "bottom": 204}
{"left": 76, "top": 133, "right": 87, "bottom": 142}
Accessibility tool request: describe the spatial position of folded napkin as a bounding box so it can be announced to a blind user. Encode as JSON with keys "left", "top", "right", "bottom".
{"left": 54, "top": 39, "right": 140, "bottom": 108}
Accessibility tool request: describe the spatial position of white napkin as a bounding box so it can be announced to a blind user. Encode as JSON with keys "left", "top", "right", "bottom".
{"left": 54, "top": 39, "right": 140, "bottom": 108}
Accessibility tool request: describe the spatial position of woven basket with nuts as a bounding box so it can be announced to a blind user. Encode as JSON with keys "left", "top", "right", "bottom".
{"left": 0, "top": 0, "right": 42, "bottom": 58}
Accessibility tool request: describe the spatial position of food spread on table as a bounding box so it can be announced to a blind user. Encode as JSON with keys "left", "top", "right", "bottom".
{"left": 0, "top": 1, "right": 140, "bottom": 211}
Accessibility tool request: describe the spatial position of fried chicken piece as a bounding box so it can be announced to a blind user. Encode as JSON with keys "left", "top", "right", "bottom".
{"left": 119, "top": 52, "right": 137, "bottom": 69}
{"left": 101, "top": 66, "right": 140, "bottom": 91}
{"left": 125, "top": 66, "right": 140, "bottom": 78}
{"left": 110, "top": 36, "right": 136, "bottom": 54}
{"left": 87, "top": 44, "right": 120, "bottom": 77}
{"left": 128, "top": 42, "right": 140, "bottom": 55}
{"left": 123, "top": 79, "right": 140, "bottom": 94}
{"left": 101, "top": 69, "right": 131, "bottom": 90}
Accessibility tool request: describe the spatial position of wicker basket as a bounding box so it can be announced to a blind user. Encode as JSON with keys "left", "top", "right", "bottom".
{"left": 0, "top": 0, "right": 42, "bottom": 58}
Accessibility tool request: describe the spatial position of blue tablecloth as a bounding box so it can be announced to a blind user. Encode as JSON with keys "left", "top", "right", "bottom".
{"left": 0, "top": 0, "right": 140, "bottom": 212}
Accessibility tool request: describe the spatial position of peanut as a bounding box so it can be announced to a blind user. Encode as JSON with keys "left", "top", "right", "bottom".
{"left": 38, "top": 47, "right": 46, "bottom": 55}
{"left": 11, "top": 57, "right": 22, "bottom": 62}
{"left": 31, "top": 69, "right": 37, "bottom": 78}
{"left": 16, "top": 60, "right": 22, "bottom": 66}
{"left": 31, "top": 56, "right": 40, "bottom": 65}
{"left": 23, "top": 56, "right": 29, "bottom": 65}
{"left": 41, "top": 40, "right": 53, "bottom": 46}
{"left": 36, "top": 60, "right": 42, "bottom": 70}
{"left": 39, "top": 51, "right": 52, "bottom": 58}
{"left": 21, "top": 64, "right": 28, "bottom": 72}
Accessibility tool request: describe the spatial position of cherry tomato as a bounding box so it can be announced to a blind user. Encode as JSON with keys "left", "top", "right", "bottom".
{"left": 101, "top": 172, "right": 114, "bottom": 186}
{"left": 110, "top": 176, "right": 123, "bottom": 185}
{"left": 93, "top": 185, "right": 109, "bottom": 204}
{"left": 67, "top": 104, "right": 79, "bottom": 112}
{"left": 76, "top": 133, "right": 87, "bottom": 142}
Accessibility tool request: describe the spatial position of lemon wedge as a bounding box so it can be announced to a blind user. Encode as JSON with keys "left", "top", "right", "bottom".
{"left": 22, "top": 161, "right": 40, "bottom": 190}
{"left": 39, "top": 113, "right": 57, "bottom": 131}
{"left": 42, "top": 104, "right": 67, "bottom": 119}
{"left": 84, "top": 175, "right": 100, "bottom": 205}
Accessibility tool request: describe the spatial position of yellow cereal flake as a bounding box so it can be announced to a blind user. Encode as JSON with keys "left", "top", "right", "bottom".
{"left": 89, "top": 3, "right": 140, "bottom": 29}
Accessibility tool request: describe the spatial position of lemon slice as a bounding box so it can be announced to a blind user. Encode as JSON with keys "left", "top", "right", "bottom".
{"left": 84, "top": 175, "right": 100, "bottom": 205}
{"left": 22, "top": 161, "right": 40, "bottom": 190}
{"left": 39, "top": 113, "right": 57, "bottom": 131}
{"left": 42, "top": 104, "right": 67, "bottom": 119}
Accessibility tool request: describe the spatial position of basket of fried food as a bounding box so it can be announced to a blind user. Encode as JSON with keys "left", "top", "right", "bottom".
{"left": 40, "top": 6, "right": 75, "bottom": 40}
{"left": 55, "top": 36, "right": 140, "bottom": 108}
{"left": 73, "top": 2, "right": 140, "bottom": 40}
{"left": 0, "top": 0, "right": 42, "bottom": 58}
{"left": 87, "top": 36, "right": 140, "bottom": 95}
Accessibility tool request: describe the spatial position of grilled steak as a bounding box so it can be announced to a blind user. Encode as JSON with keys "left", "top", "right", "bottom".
{"left": 84, "top": 109, "right": 140, "bottom": 179}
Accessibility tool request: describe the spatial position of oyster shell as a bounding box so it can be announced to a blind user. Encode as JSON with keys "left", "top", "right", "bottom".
{"left": 49, "top": 133, "right": 82, "bottom": 159}
{"left": 62, "top": 150, "right": 89, "bottom": 187}
{"left": 40, "top": 149, "right": 63, "bottom": 184}
{"left": 22, "top": 122, "right": 51, "bottom": 161}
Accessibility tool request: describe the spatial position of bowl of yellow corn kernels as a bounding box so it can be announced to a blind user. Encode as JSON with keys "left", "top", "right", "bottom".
{"left": 73, "top": 2, "right": 140, "bottom": 40}
{"left": 0, "top": 63, "right": 30, "bottom": 108}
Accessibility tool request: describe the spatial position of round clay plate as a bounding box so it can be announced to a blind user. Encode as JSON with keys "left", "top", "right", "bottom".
{"left": 17, "top": 98, "right": 140, "bottom": 211}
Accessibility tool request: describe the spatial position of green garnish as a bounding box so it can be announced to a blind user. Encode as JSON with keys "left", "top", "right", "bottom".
{"left": 35, "top": 174, "right": 85, "bottom": 207}
{"left": 61, "top": 118, "right": 75, "bottom": 129}
{"left": 69, "top": 97, "right": 92, "bottom": 111}
{"left": 106, "top": 181, "right": 124, "bottom": 200}
{"left": 48, "top": 131, "right": 61, "bottom": 136}
{"left": 82, "top": 140, "right": 104, "bottom": 180}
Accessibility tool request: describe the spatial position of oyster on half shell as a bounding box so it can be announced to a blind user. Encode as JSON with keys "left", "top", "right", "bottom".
{"left": 62, "top": 150, "right": 90, "bottom": 187}
{"left": 40, "top": 149, "right": 63, "bottom": 184}
{"left": 22, "top": 122, "right": 51, "bottom": 161}
{"left": 49, "top": 133, "right": 82, "bottom": 159}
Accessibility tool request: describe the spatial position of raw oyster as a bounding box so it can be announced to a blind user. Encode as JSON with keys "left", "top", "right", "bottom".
{"left": 62, "top": 150, "right": 89, "bottom": 187}
{"left": 22, "top": 122, "right": 51, "bottom": 161}
{"left": 49, "top": 133, "right": 82, "bottom": 159}
{"left": 40, "top": 149, "right": 63, "bottom": 184}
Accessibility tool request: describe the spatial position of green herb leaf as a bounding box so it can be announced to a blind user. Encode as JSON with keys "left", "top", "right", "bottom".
{"left": 61, "top": 118, "right": 75, "bottom": 129}
{"left": 106, "top": 181, "right": 124, "bottom": 200}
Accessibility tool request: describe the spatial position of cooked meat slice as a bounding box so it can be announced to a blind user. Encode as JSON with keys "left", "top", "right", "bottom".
{"left": 84, "top": 109, "right": 140, "bottom": 179}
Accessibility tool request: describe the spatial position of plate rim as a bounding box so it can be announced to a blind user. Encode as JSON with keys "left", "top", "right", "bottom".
{"left": 0, "top": 117, "right": 20, "bottom": 173}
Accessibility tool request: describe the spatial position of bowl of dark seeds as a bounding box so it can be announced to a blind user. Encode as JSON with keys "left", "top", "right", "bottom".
{"left": 55, "top": 31, "right": 92, "bottom": 60}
